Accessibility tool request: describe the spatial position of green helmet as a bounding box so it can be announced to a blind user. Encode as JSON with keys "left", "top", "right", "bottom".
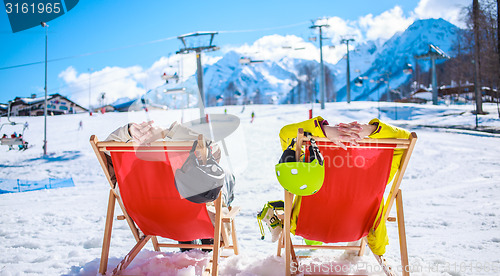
{"left": 275, "top": 138, "right": 325, "bottom": 196}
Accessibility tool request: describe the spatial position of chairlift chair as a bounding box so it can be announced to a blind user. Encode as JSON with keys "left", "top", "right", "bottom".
{"left": 354, "top": 76, "right": 364, "bottom": 87}
{"left": 0, "top": 102, "right": 29, "bottom": 150}
{"left": 0, "top": 122, "right": 29, "bottom": 150}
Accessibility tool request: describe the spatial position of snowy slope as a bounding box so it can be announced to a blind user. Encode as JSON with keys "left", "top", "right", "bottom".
{"left": 0, "top": 102, "right": 499, "bottom": 275}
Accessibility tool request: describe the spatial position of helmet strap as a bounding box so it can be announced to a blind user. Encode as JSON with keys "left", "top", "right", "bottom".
{"left": 309, "top": 138, "right": 324, "bottom": 166}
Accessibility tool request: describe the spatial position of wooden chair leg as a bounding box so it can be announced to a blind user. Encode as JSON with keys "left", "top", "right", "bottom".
{"left": 151, "top": 236, "right": 160, "bottom": 252}
{"left": 221, "top": 221, "right": 231, "bottom": 248}
{"left": 113, "top": 235, "right": 151, "bottom": 275}
{"left": 284, "top": 190, "right": 293, "bottom": 276}
{"left": 99, "top": 190, "right": 116, "bottom": 275}
{"left": 289, "top": 237, "right": 298, "bottom": 266}
{"left": 374, "top": 254, "right": 397, "bottom": 276}
{"left": 358, "top": 237, "right": 367, "bottom": 256}
{"left": 231, "top": 219, "right": 239, "bottom": 255}
{"left": 203, "top": 261, "right": 213, "bottom": 276}
{"left": 276, "top": 231, "right": 283, "bottom": 257}
{"left": 212, "top": 194, "right": 223, "bottom": 276}
{"left": 396, "top": 189, "right": 410, "bottom": 276}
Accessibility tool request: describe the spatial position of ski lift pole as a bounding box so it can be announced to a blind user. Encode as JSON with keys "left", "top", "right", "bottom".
{"left": 42, "top": 22, "right": 48, "bottom": 156}
{"left": 395, "top": 101, "right": 398, "bottom": 120}
{"left": 7, "top": 101, "right": 12, "bottom": 122}
{"left": 220, "top": 139, "right": 235, "bottom": 177}
{"left": 497, "top": 91, "right": 500, "bottom": 119}
{"left": 141, "top": 95, "right": 152, "bottom": 123}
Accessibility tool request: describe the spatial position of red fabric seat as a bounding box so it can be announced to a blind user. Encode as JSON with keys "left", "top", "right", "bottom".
{"left": 295, "top": 144, "right": 395, "bottom": 243}
{"left": 110, "top": 148, "right": 214, "bottom": 241}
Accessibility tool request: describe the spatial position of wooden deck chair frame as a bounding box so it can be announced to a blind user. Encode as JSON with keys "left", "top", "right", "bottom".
{"left": 277, "top": 128, "right": 417, "bottom": 276}
{"left": 90, "top": 135, "right": 240, "bottom": 275}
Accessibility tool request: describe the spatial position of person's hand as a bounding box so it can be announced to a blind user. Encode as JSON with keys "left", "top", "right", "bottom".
{"left": 323, "top": 121, "right": 363, "bottom": 150}
{"left": 129, "top": 121, "right": 165, "bottom": 145}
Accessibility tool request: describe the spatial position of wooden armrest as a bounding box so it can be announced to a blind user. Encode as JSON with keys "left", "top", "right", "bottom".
{"left": 222, "top": 206, "right": 240, "bottom": 222}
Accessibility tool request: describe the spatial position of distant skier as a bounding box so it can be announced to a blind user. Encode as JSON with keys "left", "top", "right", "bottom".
{"left": 18, "top": 134, "right": 28, "bottom": 150}
{"left": 251, "top": 111, "right": 255, "bottom": 123}
{"left": 78, "top": 120, "right": 83, "bottom": 130}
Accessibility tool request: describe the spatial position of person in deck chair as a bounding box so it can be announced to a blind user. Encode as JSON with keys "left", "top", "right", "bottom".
{"left": 278, "top": 116, "right": 410, "bottom": 256}
{"left": 105, "top": 121, "right": 234, "bottom": 251}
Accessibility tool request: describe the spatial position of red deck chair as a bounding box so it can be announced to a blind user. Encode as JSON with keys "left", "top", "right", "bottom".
{"left": 277, "top": 128, "right": 417, "bottom": 276}
{"left": 90, "top": 135, "right": 239, "bottom": 275}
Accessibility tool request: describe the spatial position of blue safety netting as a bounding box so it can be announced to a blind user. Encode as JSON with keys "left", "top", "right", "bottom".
{"left": 0, "top": 178, "right": 75, "bottom": 194}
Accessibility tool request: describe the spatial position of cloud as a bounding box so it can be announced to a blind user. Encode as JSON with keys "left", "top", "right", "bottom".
{"left": 58, "top": 53, "right": 221, "bottom": 108}
{"left": 225, "top": 34, "right": 319, "bottom": 62}
{"left": 58, "top": 66, "right": 145, "bottom": 108}
{"left": 359, "top": 6, "right": 414, "bottom": 41}
{"left": 413, "top": 0, "right": 469, "bottom": 28}
{"left": 320, "top": 17, "right": 364, "bottom": 44}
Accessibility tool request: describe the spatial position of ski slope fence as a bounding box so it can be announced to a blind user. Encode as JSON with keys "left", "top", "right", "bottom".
{"left": 0, "top": 178, "right": 75, "bottom": 194}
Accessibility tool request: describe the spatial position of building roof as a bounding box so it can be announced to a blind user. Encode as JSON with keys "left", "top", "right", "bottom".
{"left": 12, "top": 93, "right": 88, "bottom": 111}
{"left": 13, "top": 96, "right": 46, "bottom": 105}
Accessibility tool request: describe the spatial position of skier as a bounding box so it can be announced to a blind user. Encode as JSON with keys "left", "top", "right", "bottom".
{"left": 251, "top": 111, "right": 255, "bottom": 123}
{"left": 105, "top": 120, "right": 235, "bottom": 252}
{"left": 78, "top": 120, "right": 83, "bottom": 130}
{"left": 274, "top": 116, "right": 411, "bottom": 256}
{"left": 17, "top": 134, "right": 28, "bottom": 150}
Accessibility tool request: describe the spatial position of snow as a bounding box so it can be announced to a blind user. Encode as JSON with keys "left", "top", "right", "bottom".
{"left": 0, "top": 102, "right": 499, "bottom": 275}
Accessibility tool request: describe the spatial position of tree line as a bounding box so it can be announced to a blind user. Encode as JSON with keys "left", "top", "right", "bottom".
{"left": 405, "top": 0, "right": 499, "bottom": 113}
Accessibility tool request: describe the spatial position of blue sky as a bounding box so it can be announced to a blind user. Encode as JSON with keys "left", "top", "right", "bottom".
{"left": 0, "top": 0, "right": 468, "bottom": 106}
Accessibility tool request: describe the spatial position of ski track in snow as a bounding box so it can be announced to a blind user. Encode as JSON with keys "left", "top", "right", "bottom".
{"left": 0, "top": 102, "right": 499, "bottom": 276}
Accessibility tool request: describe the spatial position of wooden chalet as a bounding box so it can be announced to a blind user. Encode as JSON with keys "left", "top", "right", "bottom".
{"left": 9, "top": 94, "right": 88, "bottom": 116}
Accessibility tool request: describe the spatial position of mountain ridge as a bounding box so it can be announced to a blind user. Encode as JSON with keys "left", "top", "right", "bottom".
{"left": 145, "top": 18, "right": 460, "bottom": 108}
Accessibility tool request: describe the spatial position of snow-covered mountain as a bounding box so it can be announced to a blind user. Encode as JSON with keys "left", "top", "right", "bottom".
{"left": 145, "top": 18, "right": 460, "bottom": 109}
{"left": 335, "top": 18, "right": 460, "bottom": 102}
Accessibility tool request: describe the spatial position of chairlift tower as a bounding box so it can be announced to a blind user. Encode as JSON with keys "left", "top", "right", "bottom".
{"left": 310, "top": 22, "right": 329, "bottom": 109}
{"left": 176, "top": 32, "right": 219, "bottom": 119}
{"left": 41, "top": 22, "right": 48, "bottom": 156}
{"left": 341, "top": 38, "right": 355, "bottom": 103}
{"left": 415, "top": 44, "right": 449, "bottom": 105}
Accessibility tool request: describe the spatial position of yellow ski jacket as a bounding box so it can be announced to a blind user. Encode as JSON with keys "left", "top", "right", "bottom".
{"left": 278, "top": 116, "right": 410, "bottom": 255}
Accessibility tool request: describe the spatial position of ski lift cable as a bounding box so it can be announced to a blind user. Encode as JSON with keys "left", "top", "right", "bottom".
{"left": 0, "top": 35, "right": 179, "bottom": 71}
{"left": 2, "top": 21, "right": 309, "bottom": 72}
{"left": 54, "top": 54, "right": 169, "bottom": 98}
{"left": 52, "top": 73, "right": 137, "bottom": 98}
{"left": 217, "top": 21, "right": 309, "bottom": 34}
